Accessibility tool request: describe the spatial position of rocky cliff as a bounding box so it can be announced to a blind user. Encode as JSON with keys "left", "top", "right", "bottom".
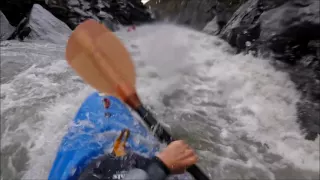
{"left": 218, "top": 0, "right": 320, "bottom": 140}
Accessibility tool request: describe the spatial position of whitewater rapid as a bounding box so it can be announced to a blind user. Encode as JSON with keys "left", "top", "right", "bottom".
{"left": 1, "top": 24, "right": 319, "bottom": 180}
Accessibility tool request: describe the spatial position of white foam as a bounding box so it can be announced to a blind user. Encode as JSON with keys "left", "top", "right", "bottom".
{"left": 22, "top": 86, "right": 95, "bottom": 179}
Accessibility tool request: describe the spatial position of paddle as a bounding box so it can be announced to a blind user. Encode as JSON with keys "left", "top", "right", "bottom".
{"left": 65, "top": 19, "right": 210, "bottom": 180}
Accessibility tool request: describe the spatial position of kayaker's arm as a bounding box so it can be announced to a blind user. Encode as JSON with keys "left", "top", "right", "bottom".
{"left": 123, "top": 140, "right": 198, "bottom": 180}
{"left": 78, "top": 140, "right": 197, "bottom": 180}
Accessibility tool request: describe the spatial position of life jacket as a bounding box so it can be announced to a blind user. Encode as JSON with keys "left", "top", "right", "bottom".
{"left": 78, "top": 152, "right": 151, "bottom": 180}
{"left": 78, "top": 129, "right": 153, "bottom": 180}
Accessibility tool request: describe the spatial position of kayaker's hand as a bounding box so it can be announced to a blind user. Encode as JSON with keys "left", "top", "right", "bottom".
{"left": 156, "top": 140, "right": 198, "bottom": 174}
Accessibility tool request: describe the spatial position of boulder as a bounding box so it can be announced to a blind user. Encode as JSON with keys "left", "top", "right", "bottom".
{"left": 26, "top": 4, "right": 72, "bottom": 43}
{"left": 220, "top": 0, "right": 261, "bottom": 50}
{"left": 221, "top": 0, "right": 320, "bottom": 60}
{"left": 0, "top": 11, "right": 15, "bottom": 41}
{"left": 203, "top": 16, "right": 220, "bottom": 35}
{"left": 220, "top": 0, "right": 320, "bottom": 140}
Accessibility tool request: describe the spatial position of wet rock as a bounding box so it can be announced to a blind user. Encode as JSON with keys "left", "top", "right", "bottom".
{"left": 259, "top": 0, "right": 319, "bottom": 60}
{"left": 221, "top": 0, "right": 320, "bottom": 63}
{"left": 73, "top": 7, "right": 91, "bottom": 17}
{"left": 220, "top": 0, "right": 320, "bottom": 140}
{"left": 0, "top": 11, "right": 15, "bottom": 41}
{"left": 26, "top": 4, "right": 72, "bottom": 43}
{"left": 220, "top": 0, "right": 261, "bottom": 51}
{"left": 203, "top": 16, "right": 220, "bottom": 35}
{"left": 213, "top": 2, "right": 229, "bottom": 33}
{"left": 68, "top": 0, "right": 81, "bottom": 7}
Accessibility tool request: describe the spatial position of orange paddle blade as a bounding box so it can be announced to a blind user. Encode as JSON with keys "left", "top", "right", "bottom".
{"left": 66, "top": 19, "right": 136, "bottom": 100}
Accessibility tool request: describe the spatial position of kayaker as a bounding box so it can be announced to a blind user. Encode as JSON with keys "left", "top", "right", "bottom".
{"left": 79, "top": 140, "right": 198, "bottom": 180}
{"left": 127, "top": 24, "right": 136, "bottom": 32}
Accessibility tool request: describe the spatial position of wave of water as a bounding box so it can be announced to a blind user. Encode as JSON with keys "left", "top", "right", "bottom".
{"left": 1, "top": 24, "right": 319, "bottom": 180}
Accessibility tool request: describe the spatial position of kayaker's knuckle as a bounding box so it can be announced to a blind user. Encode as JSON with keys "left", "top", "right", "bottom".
{"left": 187, "top": 149, "right": 194, "bottom": 155}
{"left": 177, "top": 140, "right": 185, "bottom": 144}
{"left": 190, "top": 156, "right": 198, "bottom": 163}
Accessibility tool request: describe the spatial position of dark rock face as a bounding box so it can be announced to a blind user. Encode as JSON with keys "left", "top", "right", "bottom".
{"left": 220, "top": 0, "right": 320, "bottom": 140}
{"left": 0, "top": 0, "right": 153, "bottom": 31}
{"left": 0, "top": 11, "right": 15, "bottom": 41}
{"left": 147, "top": 0, "right": 246, "bottom": 30}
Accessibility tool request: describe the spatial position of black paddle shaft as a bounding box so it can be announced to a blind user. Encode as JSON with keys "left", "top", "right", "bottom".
{"left": 135, "top": 105, "right": 210, "bottom": 180}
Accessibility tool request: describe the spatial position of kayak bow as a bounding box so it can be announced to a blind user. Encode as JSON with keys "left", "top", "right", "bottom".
{"left": 48, "top": 93, "right": 159, "bottom": 180}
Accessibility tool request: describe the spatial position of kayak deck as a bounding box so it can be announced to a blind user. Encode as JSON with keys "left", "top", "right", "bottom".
{"left": 49, "top": 92, "right": 159, "bottom": 180}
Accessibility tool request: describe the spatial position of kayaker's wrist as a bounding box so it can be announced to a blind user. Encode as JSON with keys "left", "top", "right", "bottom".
{"left": 153, "top": 156, "right": 171, "bottom": 175}
{"left": 142, "top": 156, "right": 170, "bottom": 180}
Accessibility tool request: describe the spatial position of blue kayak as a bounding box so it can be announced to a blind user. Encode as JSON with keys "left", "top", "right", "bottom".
{"left": 48, "top": 92, "right": 160, "bottom": 180}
